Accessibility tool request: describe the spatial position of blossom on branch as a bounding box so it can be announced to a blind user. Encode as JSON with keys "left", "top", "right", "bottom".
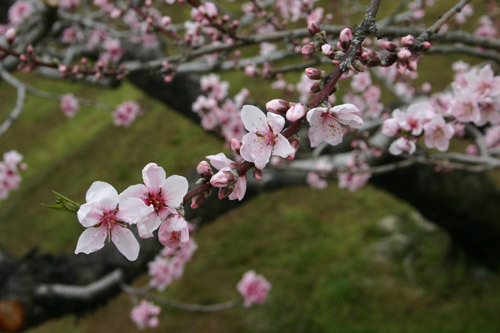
{"left": 240, "top": 105, "right": 294, "bottom": 169}
{"left": 306, "top": 104, "right": 363, "bottom": 147}
{"left": 237, "top": 270, "right": 271, "bottom": 307}
{"left": 130, "top": 300, "right": 161, "bottom": 330}
{"left": 207, "top": 153, "right": 247, "bottom": 201}
{"left": 121, "top": 163, "right": 188, "bottom": 238}
{"left": 75, "top": 181, "right": 154, "bottom": 261}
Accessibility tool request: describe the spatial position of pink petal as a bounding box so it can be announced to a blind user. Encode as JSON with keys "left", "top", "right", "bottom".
{"left": 142, "top": 163, "right": 166, "bottom": 192}
{"left": 236, "top": 175, "right": 246, "bottom": 201}
{"left": 241, "top": 105, "right": 268, "bottom": 133}
{"left": 136, "top": 213, "right": 162, "bottom": 238}
{"left": 162, "top": 175, "right": 188, "bottom": 208}
{"left": 85, "top": 181, "right": 118, "bottom": 211}
{"left": 272, "top": 134, "right": 294, "bottom": 158}
{"left": 117, "top": 198, "right": 154, "bottom": 225}
{"left": 240, "top": 132, "right": 273, "bottom": 169}
{"left": 267, "top": 112, "right": 285, "bottom": 133}
{"left": 77, "top": 202, "right": 103, "bottom": 227}
{"left": 111, "top": 226, "right": 140, "bottom": 261}
{"left": 323, "top": 117, "right": 344, "bottom": 146}
{"left": 206, "top": 152, "right": 234, "bottom": 170}
{"left": 119, "top": 184, "right": 148, "bottom": 201}
{"left": 75, "top": 225, "right": 107, "bottom": 255}
{"left": 307, "top": 109, "right": 326, "bottom": 147}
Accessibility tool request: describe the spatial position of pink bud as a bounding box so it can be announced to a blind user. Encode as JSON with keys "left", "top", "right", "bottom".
{"left": 231, "top": 138, "right": 242, "bottom": 154}
{"left": 160, "top": 16, "right": 172, "bottom": 26}
{"left": 253, "top": 168, "right": 263, "bottom": 181}
{"left": 310, "top": 81, "right": 321, "bottom": 93}
{"left": 286, "top": 136, "right": 300, "bottom": 160}
{"left": 266, "top": 99, "right": 290, "bottom": 114}
{"left": 5, "top": 28, "right": 16, "bottom": 43}
{"left": 382, "top": 41, "right": 397, "bottom": 52}
{"left": 210, "top": 170, "right": 234, "bottom": 187}
{"left": 305, "top": 67, "right": 322, "bottom": 80}
{"left": 397, "top": 48, "right": 411, "bottom": 60}
{"left": 407, "top": 56, "right": 418, "bottom": 71}
{"left": 26, "top": 45, "right": 34, "bottom": 53}
{"left": 301, "top": 44, "right": 315, "bottom": 56}
{"left": 163, "top": 74, "right": 173, "bottom": 82}
{"left": 420, "top": 41, "right": 431, "bottom": 51}
{"left": 401, "top": 35, "right": 415, "bottom": 46}
{"left": 196, "top": 161, "right": 212, "bottom": 178}
{"left": 19, "top": 54, "right": 27, "bottom": 62}
{"left": 307, "top": 21, "right": 321, "bottom": 35}
{"left": 191, "top": 194, "right": 206, "bottom": 209}
{"left": 204, "top": 2, "right": 218, "bottom": 20}
{"left": 286, "top": 103, "right": 307, "bottom": 122}
{"left": 397, "top": 61, "right": 407, "bottom": 74}
{"left": 321, "top": 44, "right": 333, "bottom": 56}
{"left": 339, "top": 28, "right": 353, "bottom": 49}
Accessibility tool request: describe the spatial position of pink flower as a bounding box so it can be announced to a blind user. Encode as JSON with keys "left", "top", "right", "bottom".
{"left": 237, "top": 271, "right": 271, "bottom": 307}
{"left": 207, "top": 152, "right": 247, "bottom": 201}
{"left": 423, "top": 115, "right": 454, "bottom": 151}
{"left": 240, "top": 105, "right": 294, "bottom": 169}
{"left": 112, "top": 101, "right": 142, "bottom": 127}
{"left": 60, "top": 94, "right": 79, "bottom": 117}
{"left": 121, "top": 163, "right": 188, "bottom": 238}
{"left": 158, "top": 214, "right": 190, "bottom": 248}
{"left": 148, "top": 256, "right": 173, "bottom": 290}
{"left": 389, "top": 137, "right": 416, "bottom": 155}
{"left": 130, "top": 300, "right": 161, "bottom": 330}
{"left": 391, "top": 102, "right": 431, "bottom": 136}
{"left": 76, "top": 181, "right": 154, "bottom": 261}
{"left": 306, "top": 172, "right": 327, "bottom": 190}
{"left": 8, "top": 1, "right": 32, "bottom": 25}
{"left": 306, "top": 103, "right": 363, "bottom": 147}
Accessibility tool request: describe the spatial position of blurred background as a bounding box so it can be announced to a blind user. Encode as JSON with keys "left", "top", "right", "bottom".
{"left": 1, "top": 0, "right": 500, "bottom": 332}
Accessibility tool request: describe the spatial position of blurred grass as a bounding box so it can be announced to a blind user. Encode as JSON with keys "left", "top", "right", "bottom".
{"left": 0, "top": 0, "right": 498, "bottom": 331}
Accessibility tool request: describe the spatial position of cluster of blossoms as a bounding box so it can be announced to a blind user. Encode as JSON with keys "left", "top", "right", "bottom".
{"left": 382, "top": 63, "right": 500, "bottom": 156}
{"left": 344, "top": 71, "right": 384, "bottom": 118}
{"left": 112, "top": 101, "right": 142, "bottom": 127}
{"left": 0, "top": 151, "right": 26, "bottom": 200}
{"left": 130, "top": 300, "right": 161, "bottom": 330}
{"left": 60, "top": 94, "right": 80, "bottom": 118}
{"left": 237, "top": 270, "right": 271, "bottom": 307}
{"left": 148, "top": 238, "right": 198, "bottom": 291}
{"left": 75, "top": 163, "right": 189, "bottom": 261}
{"left": 192, "top": 74, "right": 249, "bottom": 143}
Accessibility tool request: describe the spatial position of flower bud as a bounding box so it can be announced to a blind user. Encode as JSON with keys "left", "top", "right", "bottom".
{"left": 191, "top": 193, "right": 206, "bottom": 209}
{"left": 401, "top": 35, "right": 415, "bottom": 46}
{"left": 420, "top": 41, "right": 431, "bottom": 51}
{"left": 5, "top": 28, "right": 16, "bottom": 43}
{"left": 196, "top": 161, "right": 212, "bottom": 178}
{"left": 204, "top": 2, "right": 218, "bottom": 20}
{"left": 310, "top": 81, "right": 321, "bottom": 93}
{"left": 397, "top": 48, "right": 411, "bottom": 60}
{"left": 266, "top": 99, "right": 290, "bottom": 114}
{"left": 301, "top": 43, "right": 315, "bottom": 56}
{"left": 210, "top": 170, "right": 234, "bottom": 188}
{"left": 321, "top": 44, "right": 333, "bottom": 56}
{"left": 305, "top": 67, "right": 322, "bottom": 80}
{"left": 382, "top": 41, "right": 397, "bottom": 52}
{"left": 231, "top": 138, "right": 242, "bottom": 154}
{"left": 339, "top": 28, "right": 353, "bottom": 49}
{"left": 160, "top": 16, "right": 172, "bottom": 26}
{"left": 286, "top": 103, "right": 307, "bottom": 122}
{"left": 407, "top": 56, "right": 418, "bottom": 71}
{"left": 396, "top": 61, "right": 407, "bottom": 74}
{"left": 253, "top": 168, "right": 263, "bottom": 181}
{"left": 286, "top": 136, "right": 300, "bottom": 160}
{"left": 307, "top": 21, "right": 321, "bottom": 35}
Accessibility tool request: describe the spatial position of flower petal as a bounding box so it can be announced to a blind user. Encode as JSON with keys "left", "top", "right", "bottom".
{"left": 111, "top": 226, "right": 140, "bottom": 261}
{"left": 272, "top": 134, "right": 294, "bottom": 158}
{"left": 75, "top": 225, "right": 107, "bottom": 255}
{"left": 117, "top": 198, "right": 154, "bottom": 225}
{"left": 136, "top": 213, "right": 162, "bottom": 238}
{"left": 240, "top": 132, "right": 273, "bottom": 169}
{"left": 119, "top": 184, "right": 148, "bottom": 201}
{"left": 85, "top": 181, "right": 118, "bottom": 210}
{"left": 142, "top": 163, "right": 166, "bottom": 192}
{"left": 241, "top": 105, "right": 268, "bottom": 133}
{"left": 206, "top": 152, "right": 234, "bottom": 170}
{"left": 162, "top": 175, "right": 189, "bottom": 208}
{"left": 77, "top": 202, "right": 102, "bottom": 227}
{"left": 267, "top": 112, "right": 285, "bottom": 133}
